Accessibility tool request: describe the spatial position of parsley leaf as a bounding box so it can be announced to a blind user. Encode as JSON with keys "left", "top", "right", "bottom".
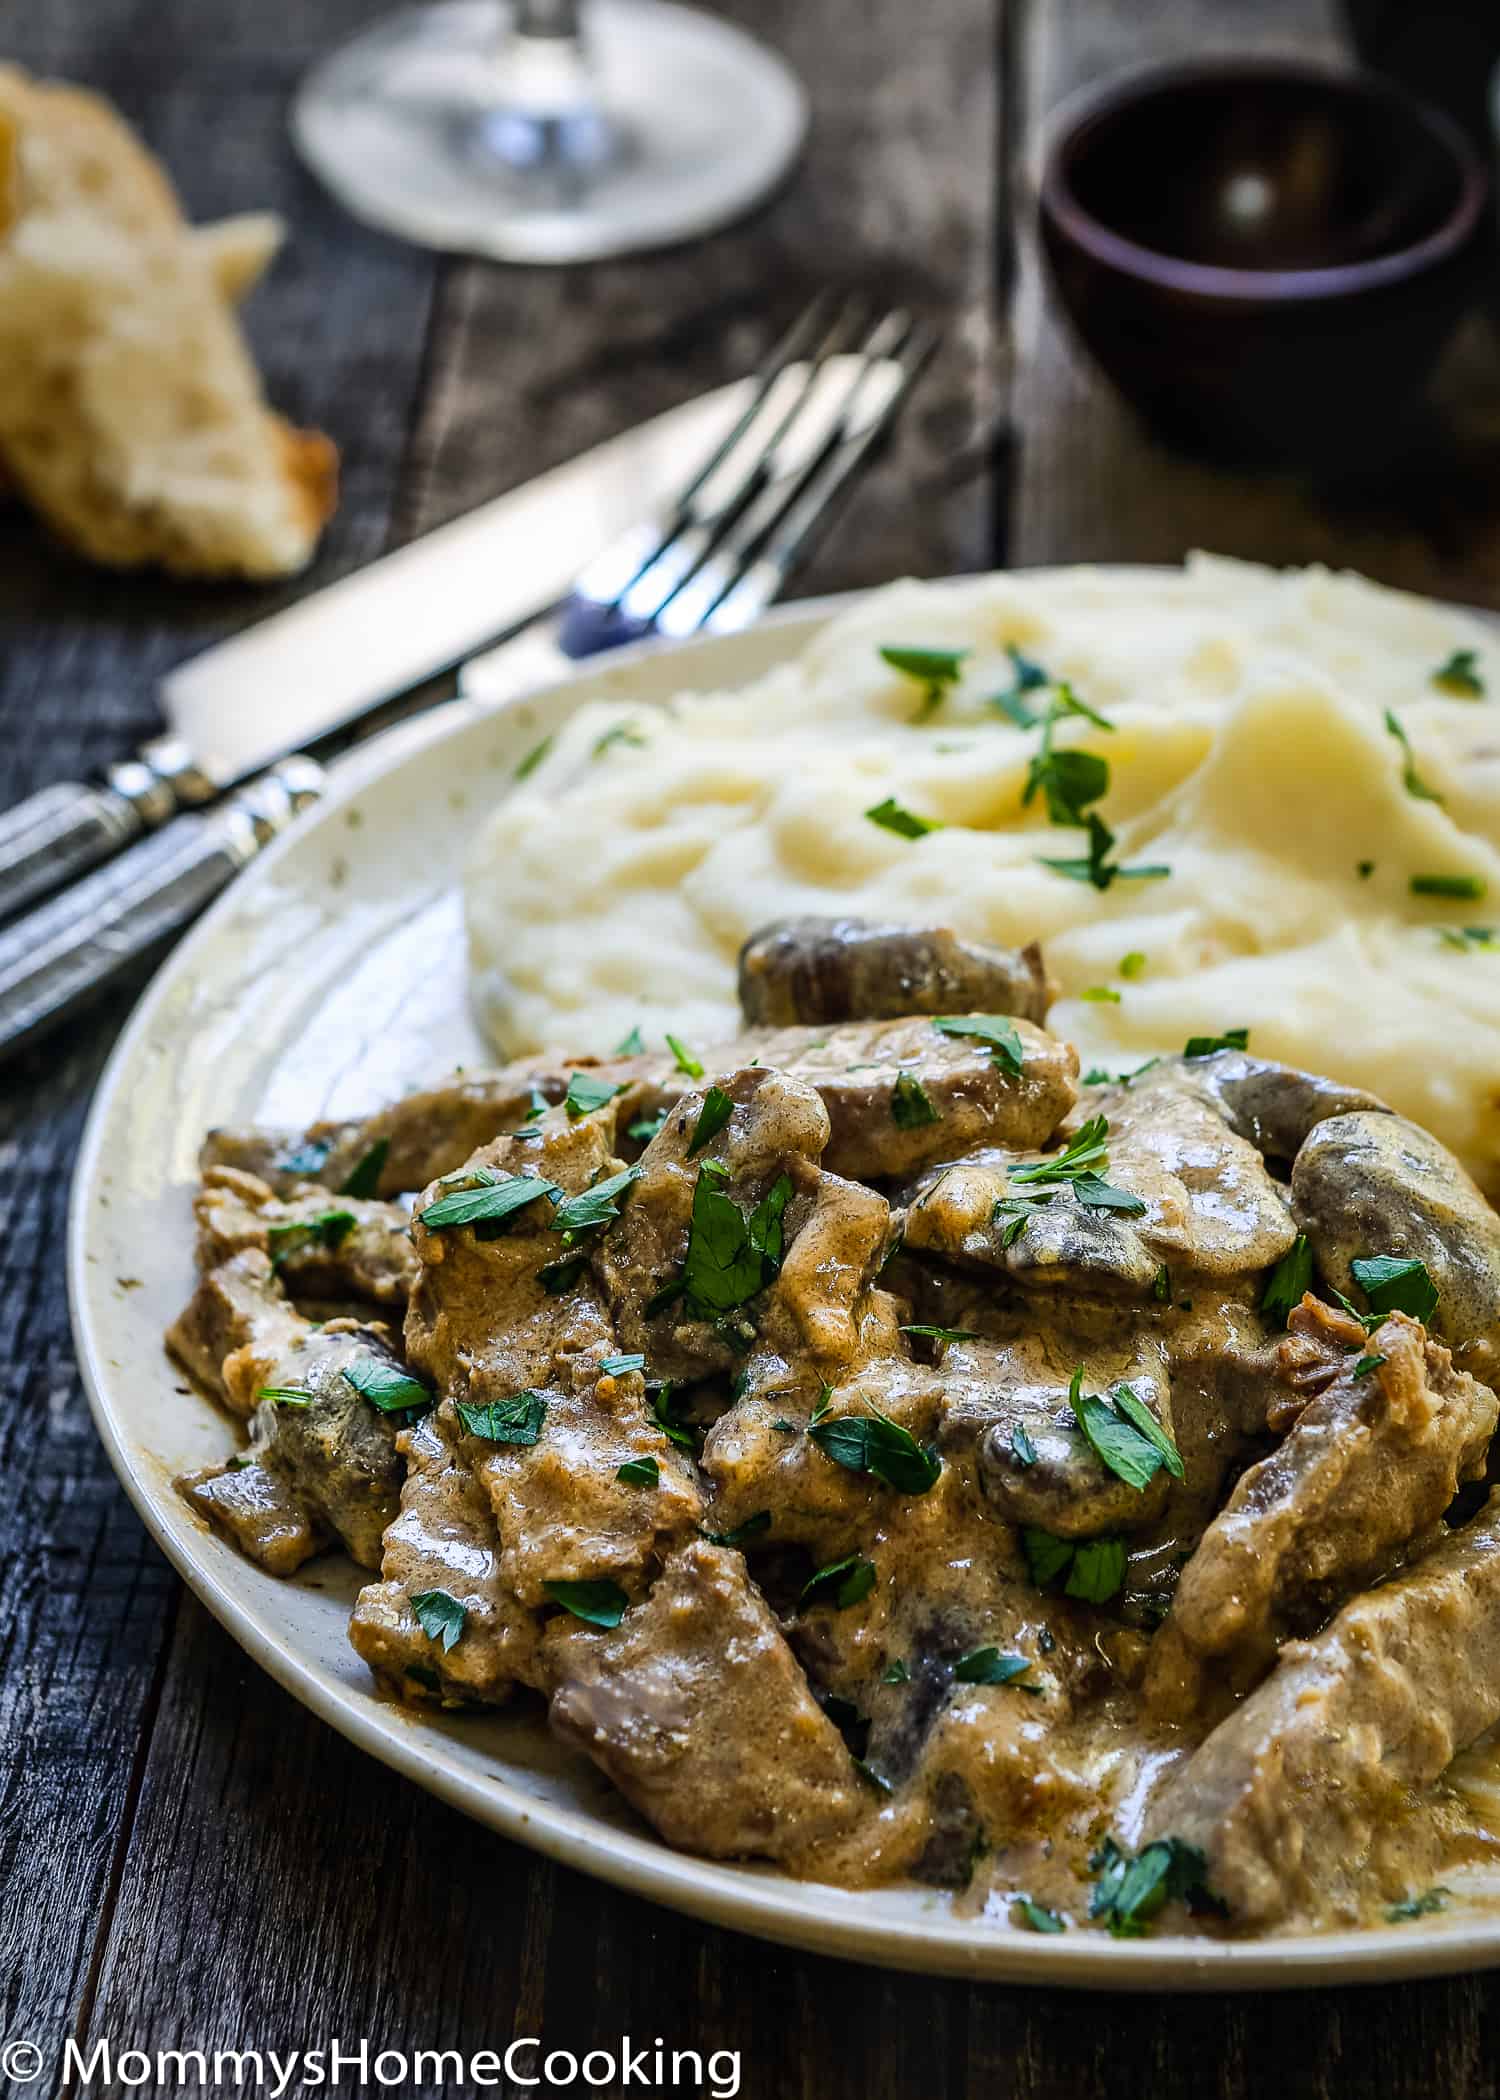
{"left": 549, "top": 1165, "right": 641, "bottom": 1238}
{"left": 614, "top": 1024, "right": 645, "bottom": 1056}
{"left": 514, "top": 734, "right": 553, "bottom": 779}
{"left": 1069, "top": 1368, "right": 1180, "bottom": 1491}
{"left": 616, "top": 1456, "right": 660, "bottom": 1487}
{"left": 1386, "top": 1886, "right": 1451, "bottom": 1921}
{"left": 411, "top": 1589, "right": 466, "bottom": 1652}
{"left": 1183, "top": 1028, "right": 1250, "bottom": 1059}
{"left": 1011, "top": 1423, "right": 1037, "bottom": 1468}
{"left": 1411, "top": 873, "right": 1487, "bottom": 901}
{"left": 680, "top": 1162, "right": 792, "bottom": 1317}
{"left": 866, "top": 796, "right": 941, "bottom": 839}
{"left": 901, "top": 1323, "right": 979, "bottom": 1347}
{"left": 277, "top": 1137, "right": 332, "bottom": 1178}
{"left": 267, "top": 1209, "right": 356, "bottom": 1268}
{"left": 1353, "top": 1353, "right": 1387, "bottom": 1379}
{"left": 1008, "top": 1114, "right": 1111, "bottom": 1187}
{"left": 420, "top": 1171, "right": 559, "bottom": 1234}
{"left": 1119, "top": 951, "right": 1147, "bottom": 979}
{"left": 665, "top": 1033, "right": 703, "bottom": 1079}
{"left": 1089, "top": 1836, "right": 1220, "bottom": 1937}
{"left": 1040, "top": 811, "right": 1170, "bottom": 891}
{"left": 891, "top": 1070, "right": 942, "bottom": 1128}
{"left": 599, "top": 1353, "right": 645, "bottom": 1377}
{"left": 880, "top": 642, "right": 969, "bottom": 722}
{"left": 456, "top": 1391, "right": 547, "bottom": 1444}
{"left": 1351, "top": 1254, "right": 1438, "bottom": 1324}
{"left": 651, "top": 1382, "right": 696, "bottom": 1451}
{"left": 1432, "top": 649, "right": 1484, "bottom": 697}
{"left": 521, "top": 1086, "right": 550, "bottom": 1123}
{"left": 1022, "top": 1526, "right": 1126, "bottom": 1603}
{"left": 1384, "top": 709, "right": 1444, "bottom": 804}
{"left": 800, "top": 1554, "right": 877, "bottom": 1608}
{"left": 1261, "top": 1234, "right": 1313, "bottom": 1326}
{"left": 989, "top": 643, "right": 1051, "bottom": 727}
{"left": 932, "top": 1012, "right": 1025, "bottom": 1076}
{"left": 628, "top": 1109, "right": 670, "bottom": 1144}
{"left": 953, "top": 1647, "right": 1034, "bottom": 1687}
{"left": 342, "top": 1357, "right": 433, "bottom": 1416}
{"left": 1082, "top": 985, "right": 1120, "bottom": 1004}
{"left": 702, "top": 1510, "right": 773, "bottom": 1549}
{"left": 688, "top": 1085, "right": 735, "bottom": 1156}
{"left": 259, "top": 1385, "right": 313, "bottom": 1407}
{"left": 1437, "top": 925, "right": 1497, "bottom": 951}
{"left": 883, "top": 1659, "right": 911, "bottom": 1685}
{"left": 341, "top": 1138, "right": 389, "bottom": 1198}
{"left": 565, "top": 1071, "right": 625, "bottom": 1118}
{"left": 544, "top": 1579, "right": 629, "bottom": 1628}
{"left": 1014, "top": 1899, "right": 1065, "bottom": 1933}
{"left": 809, "top": 1405, "right": 942, "bottom": 1495}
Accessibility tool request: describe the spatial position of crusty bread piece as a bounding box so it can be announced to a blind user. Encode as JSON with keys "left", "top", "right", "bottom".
{"left": 0, "top": 65, "right": 337, "bottom": 579}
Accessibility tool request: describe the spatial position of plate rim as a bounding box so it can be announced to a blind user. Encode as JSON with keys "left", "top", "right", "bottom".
{"left": 67, "top": 587, "right": 1500, "bottom": 1988}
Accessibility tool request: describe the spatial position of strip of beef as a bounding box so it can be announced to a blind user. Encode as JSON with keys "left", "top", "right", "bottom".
{"left": 903, "top": 1152, "right": 1162, "bottom": 1298}
{"left": 1129, "top": 1049, "right": 1390, "bottom": 1164}
{"left": 736, "top": 916, "right": 1053, "bottom": 1028}
{"left": 180, "top": 1322, "right": 407, "bottom": 1574}
{"left": 1145, "top": 1492, "right": 1500, "bottom": 1927}
{"left": 544, "top": 1540, "right": 864, "bottom": 1863}
{"left": 406, "top": 1103, "right": 702, "bottom": 1612}
{"left": 1292, "top": 1110, "right": 1500, "bottom": 1382}
{"left": 349, "top": 1400, "right": 541, "bottom": 1707}
{"left": 193, "top": 1165, "right": 417, "bottom": 1305}
{"left": 1146, "top": 1308, "right": 1498, "bottom": 1718}
{"left": 166, "top": 1248, "right": 306, "bottom": 1415}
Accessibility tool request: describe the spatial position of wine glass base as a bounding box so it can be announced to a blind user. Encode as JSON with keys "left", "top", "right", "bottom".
{"left": 291, "top": 0, "right": 809, "bottom": 262}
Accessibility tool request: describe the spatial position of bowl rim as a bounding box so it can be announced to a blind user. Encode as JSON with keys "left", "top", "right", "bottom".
{"left": 1039, "top": 54, "right": 1490, "bottom": 304}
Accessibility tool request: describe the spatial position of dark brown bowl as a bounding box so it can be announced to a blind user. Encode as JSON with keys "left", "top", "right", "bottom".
{"left": 1038, "top": 58, "right": 1491, "bottom": 463}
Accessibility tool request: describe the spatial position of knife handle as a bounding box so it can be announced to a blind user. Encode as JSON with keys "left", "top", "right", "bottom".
{"left": 0, "top": 735, "right": 216, "bottom": 918}
{"left": 0, "top": 757, "right": 324, "bottom": 1063}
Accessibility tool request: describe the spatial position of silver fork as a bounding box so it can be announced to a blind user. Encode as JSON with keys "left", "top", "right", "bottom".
{"left": 0, "top": 301, "right": 935, "bottom": 1062}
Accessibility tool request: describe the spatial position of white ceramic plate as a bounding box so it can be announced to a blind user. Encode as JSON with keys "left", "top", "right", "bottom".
{"left": 69, "top": 596, "right": 1500, "bottom": 1987}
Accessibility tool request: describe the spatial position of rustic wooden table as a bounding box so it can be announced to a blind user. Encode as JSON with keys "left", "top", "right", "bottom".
{"left": 6, "top": 1, "right": 1500, "bottom": 2093}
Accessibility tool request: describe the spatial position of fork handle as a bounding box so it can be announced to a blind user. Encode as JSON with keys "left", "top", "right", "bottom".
{"left": 0, "top": 758, "right": 323, "bottom": 1062}
{"left": 0, "top": 735, "right": 214, "bottom": 917}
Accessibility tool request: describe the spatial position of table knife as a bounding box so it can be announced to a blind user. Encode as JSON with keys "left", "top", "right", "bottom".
{"left": 0, "top": 380, "right": 753, "bottom": 918}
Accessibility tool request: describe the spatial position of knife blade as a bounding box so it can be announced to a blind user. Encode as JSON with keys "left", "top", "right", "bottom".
{"left": 0, "top": 378, "right": 755, "bottom": 917}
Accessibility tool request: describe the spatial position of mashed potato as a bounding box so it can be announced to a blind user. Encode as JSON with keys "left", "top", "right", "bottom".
{"left": 466, "top": 555, "right": 1500, "bottom": 1189}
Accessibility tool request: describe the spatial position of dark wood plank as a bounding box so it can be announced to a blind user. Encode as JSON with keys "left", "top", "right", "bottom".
{"left": 0, "top": 0, "right": 441, "bottom": 2079}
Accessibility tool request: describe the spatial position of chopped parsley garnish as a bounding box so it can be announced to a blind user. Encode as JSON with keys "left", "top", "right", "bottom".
{"left": 1437, "top": 925, "right": 1497, "bottom": 951}
{"left": 342, "top": 1138, "right": 389, "bottom": 1198}
{"left": 565, "top": 1070, "right": 625, "bottom": 1118}
{"left": 932, "top": 1012, "right": 1025, "bottom": 1076}
{"left": 614, "top": 1024, "right": 645, "bottom": 1056}
{"left": 593, "top": 721, "right": 645, "bottom": 757}
{"left": 799, "top": 1554, "right": 876, "bottom": 1608}
{"left": 1011, "top": 1423, "right": 1037, "bottom": 1468}
{"left": 1261, "top": 1234, "right": 1313, "bottom": 1326}
{"left": 901, "top": 1324, "right": 978, "bottom": 1346}
{"left": 1119, "top": 951, "right": 1147, "bottom": 979}
{"left": 1089, "top": 1836, "right": 1220, "bottom": 1937}
{"left": 277, "top": 1137, "right": 332, "bottom": 1177}
{"left": 866, "top": 796, "right": 941, "bottom": 839}
{"left": 514, "top": 734, "right": 553, "bottom": 779}
{"left": 259, "top": 1385, "right": 313, "bottom": 1407}
{"left": 688, "top": 1084, "right": 735, "bottom": 1156}
{"left": 703, "top": 1510, "right": 773, "bottom": 1550}
{"left": 1351, "top": 1253, "right": 1438, "bottom": 1324}
{"left": 267, "top": 1209, "right": 356, "bottom": 1268}
{"left": 1026, "top": 744, "right": 1110, "bottom": 828}
{"left": 678, "top": 1161, "right": 792, "bottom": 1317}
{"left": 952, "top": 1647, "right": 1035, "bottom": 1688}
{"left": 891, "top": 1070, "right": 942, "bottom": 1128}
{"left": 1005, "top": 1115, "right": 1143, "bottom": 1216}
{"left": 1039, "top": 810, "right": 1170, "bottom": 891}
{"left": 1069, "top": 1369, "right": 1183, "bottom": 1491}
{"left": 1386, "top": 1886, "right": 1451, "bottom": 1921}
{"left": 456, "top": 1391, "right": 547, "bottom": 1444}
{"left": 342, "top": 1356, "right": 433, "bottom": 1415}
{"left": 549, "top": 1165, "right": 641, "bottom": 1238}
{"left": 989, "top": 643, "right": 1051, "bottom": 727}
{"left": 628, "top": 1109, "right": 670, "bottom": 1144}
{"left": 599, "top": 1353, "right": 645, "bottom": 1377}
{"left": 1432, "top": 649, "right": 1484, "bottom": 698}
{"left": 1014, "top": 1899, "right": 1065, "bottom": 1934}
{"left": 411, "top": 1589, "right": 466, "bottom": 1652}
{"left": 650, "top": 1381, "right": 696, "bottom": 1451}
{"left": 521, "top": 1086, "right": 550, "bottom": 1123}
{"left": 616, "top": 1456, "right": 660, "bottom": 1487}
{"left": 665, "top": 1033, "right": 703, "bottom": 1079}
{"left": 1183, "top": 1027, "right": 1250, "bottom": 1058}
{"left": 1022, "top": 1526, "right": 1126, "bottom": 1603}
{"left": 544, "top": 1579, "right": 629, "bottom": 1628}
{"left": 809, "top": 1404, "right": 942, "bottom": 1495}
{"left": 537, "top": 1252, "right": 588, "bottom": 1294}
{"left": 880, "top": 642, "right": 969, "bottom": 722}
{"left": 882, "top": 1659, "right": 911, "bottom": 1685}
{"left": 1411, "top": 872, "right": 1487, "bottom": 901}
{"left": 1081, "top": 985, "right": 1120, "bottom": 1004}
{"left": 1358, "top": 860, "right": 1376, "bottom": 880}
{"left": 420, "top": 1170, "right": 559, "bottom": 1234}
{"left": 1352, "top": 1353, "right": 1387, "bottom": 1380}
{"left": 1384, "top": 709, "right": 1444, "bottom": 804}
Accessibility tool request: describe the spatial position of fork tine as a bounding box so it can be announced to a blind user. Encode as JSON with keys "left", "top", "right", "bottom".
{"left": 612, "top": 296, "right": 871, "bottom": 624}
{"left": 566, "top": 293, "right": 839, "bottom": 611}
{"left": 652, "top": 313, "right": 936, "bottom": 641}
